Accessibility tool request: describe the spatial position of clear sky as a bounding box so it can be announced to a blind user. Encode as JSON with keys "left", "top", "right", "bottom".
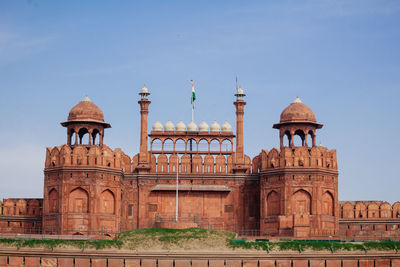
{"left": 0, "top": 0, "right": 399, "bottom": 203}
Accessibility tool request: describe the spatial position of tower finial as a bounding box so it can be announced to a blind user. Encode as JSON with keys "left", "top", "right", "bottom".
{"left": 82, "top": 94, "right": 91, "bottom": 102}
{"left": 293, "top": 96, "right": 302, "bottom": 103}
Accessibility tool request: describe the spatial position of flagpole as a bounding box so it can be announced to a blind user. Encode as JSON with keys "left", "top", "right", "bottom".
{"left": 175, "top": 154, "right": 178, "bottom": 222}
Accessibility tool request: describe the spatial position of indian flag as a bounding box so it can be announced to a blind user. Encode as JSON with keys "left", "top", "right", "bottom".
{"left": 191, "top": 80, "right": 196, "bottom": 108}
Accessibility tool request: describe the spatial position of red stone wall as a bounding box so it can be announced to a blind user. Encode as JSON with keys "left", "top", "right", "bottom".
{"left": 0, "top": 198, "right": 42, "bottom": 234}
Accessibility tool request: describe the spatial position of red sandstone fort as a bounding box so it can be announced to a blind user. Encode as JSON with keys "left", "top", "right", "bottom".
{"left": 1, "top": 86, "right": 399, "bottom": 240}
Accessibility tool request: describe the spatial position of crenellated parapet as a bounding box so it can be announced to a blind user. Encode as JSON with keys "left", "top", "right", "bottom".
{"left": 45, "top": 144, "right": 132, "bottom": 173}
{"left": 253, "top": 146, "right": 337, "bottom": 173}
{"left": 132, "top": 152, "right": 252, "bottom": 174}
{"left": 340, "top": 201, "right": 400, "bottom": 219}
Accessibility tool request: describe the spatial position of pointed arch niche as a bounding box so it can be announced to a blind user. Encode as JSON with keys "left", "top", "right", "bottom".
{"left": 100, "top": 189, "right": 115, "bottom": 214}
{"left": 69, "top": 187, "right": 89, "bottom": 213}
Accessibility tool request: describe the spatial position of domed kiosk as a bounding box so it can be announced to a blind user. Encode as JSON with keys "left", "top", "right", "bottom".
{"left": 273, "top": 97, "right": 322, "bottom": 148}
{"left": 61, "top": 95, "right": 111, "bottom": 146}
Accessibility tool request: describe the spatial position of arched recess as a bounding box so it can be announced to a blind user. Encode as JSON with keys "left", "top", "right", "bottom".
{"left": 322, "top": 191, "right": 334, "bottom": 216}
{"left": 69, "top": 187, "right": 89, "bottom": 213}
{"left": 100, "top": 189, "right": 115, "bottom": 214}
{"left": 48, "top": 189, "right": 59, "bottom": 213}
{"left": 267, "top": 191, "right": 280, "bottom": 216}
{"left": 198, "top": 139, "right": 209, "bottom": 152}
{"left": 355, "top": 202, "right": 367, "bottom": 218}
{"left": 292, "top": 189, "right": 312, "bottom": 215}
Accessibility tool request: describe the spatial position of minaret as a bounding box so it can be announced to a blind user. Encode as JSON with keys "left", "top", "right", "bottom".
{"left": 138, "top": 85, "right": 151, "bottom": 171}
{"left": 233, "top": 87, "right": 246, "bottom": 171}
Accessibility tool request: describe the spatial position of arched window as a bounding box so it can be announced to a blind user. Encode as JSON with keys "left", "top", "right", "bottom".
{"left": 92, "top": 129, "right": 100, "bottom": 145}
{"left": 175, "top": 139, "right": 185, "bottom": 152}
{"left": 187, "top": 139, "right": 197, "bottom": 152}
{"left": 293, "top": 129, "right": 305, "bottom": 146}
{"left": 210, "top": 139, "right": 220, "bottom": 152}
{"left": 151, "top": 139, "right": 162, "bottom": 151}
{"left": 163, "top": 139, "right": 174, "bottom": 151}
{"left": 221, "top": 139, "right": 232, "bottom": 152}
{"left": 283, "top": 131, "right": 291, "bottom": 147}
{"left": 69, "top": 188, "right": 89, "bottom": 213}
{"left": 78, "top": 128, "right": 89, "bottom": 145}
{"left": 292, "top": 189, "right": 312, "bottom": 215}
{"left": 198, "top": 139, "right": 209, "bottom": 152}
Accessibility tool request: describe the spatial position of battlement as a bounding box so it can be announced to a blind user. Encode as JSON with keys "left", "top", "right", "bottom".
{"left": 340, "top": 201, "right": 400, "bottom": 219}
{"left": 132, "top": 152, "right": 252, "bottom": 174}
{"left": 0, "top": 198, "right": 42, "bottom": 217}
{"left": 252, "top": 146, "right": 337, "bottom": 173}
{"left": 45, "top": 144, "right": 132, "bottom": 173}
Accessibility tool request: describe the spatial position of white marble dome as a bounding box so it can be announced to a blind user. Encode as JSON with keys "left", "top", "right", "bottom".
{"left": 175, "top": 120, "right": 186, "bottom": 131}
{"left": 221, "top": 121, "right": 232, "bottom": 132}
{"left": 164, "top": 120, "right": 175, "bottom": 131}
{"left": 187, "top": 121, "right": 198, "bottom": 132}
{"left": 237, "top": 87, "right": 244, "bottom": 94}
{"left": 152, "top": 121, "right": 163, "bottom": 131}
{"left": 140, "top": 85, "right": 149, "bottom": 94}
{"left": 198, "top": 121, "right": 209, "bottom": 132}
{"left": 210, "top": 120, "right": 221, "bottom": 132}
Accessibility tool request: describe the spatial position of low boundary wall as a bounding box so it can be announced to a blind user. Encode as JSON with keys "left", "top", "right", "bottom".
{"left": 0, "top": 249, "right": 400, "bottom": 267}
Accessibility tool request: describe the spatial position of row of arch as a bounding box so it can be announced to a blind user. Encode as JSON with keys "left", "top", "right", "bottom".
{"left": 67, "top": 126, "right": 104, "bottom": 146}
{"left": 341, "top": 201, "right": 400, "bottom": 219}
{"left": 266, "top": 190, "right": 334, "bottom": 216}
{"left": 151, "top": 138, "right": 233, "bottom": 152}
{"left": 0, "top": 199, "right": 41, "bottom": 217}
{"left": 48, "top": 187, "right": 115, "bottom": 214}
{"left": 252, "top": 146, "right": 337, "bottom": 172}
{"left": 280, "top": 128, "right": 316, "bottom": 148}
{"left": 143, "top": 153, "right": 252, "bottom": 174}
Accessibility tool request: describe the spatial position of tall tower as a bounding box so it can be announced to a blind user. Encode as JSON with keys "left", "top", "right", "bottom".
{"left": 233, "top": 87, "right": 247, "bottom": 173}
{"left": 259, "top": 97, "right": 339, "bottom": 238}
{"left": 137, "top": 86, "right": 151, "bottom": 173}
{"left": 43, "top": 96, "right": 122, "bottom": 237}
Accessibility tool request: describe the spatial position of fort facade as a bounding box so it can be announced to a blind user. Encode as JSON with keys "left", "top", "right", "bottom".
{"left": 1, "top": 86, "right": 399, "bottom": 240}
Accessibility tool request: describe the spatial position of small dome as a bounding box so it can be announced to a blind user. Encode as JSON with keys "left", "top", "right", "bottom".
{"left": 221, "top": 121, "right": 232, "bottom": 132}
{"left": 198, "top": 121, "right": 209, "bottom": 132}
{"left": 237, "top": 87, "right": 244, "bottom": 94}
{"left": 175, "top": 120, "right": 186, "bottom": 131}
{"left": 140, "top": 85, "right": 149, "bottom": 94}
{"left": 67, "top": 95, "right": 105, "bottom": 123}
{"left": 187, "top": 121, "right": 198, "bottom": 132}
{"left": 164, "top": 120, "right": 175, "bottom": 131}
{"left": 280, "top": 97, "right": 316, "bottom": 123}
{"left": 152, "top": 121, "right": 163, "bottom": 131}
{"left": 210, "top": 120, "right": 221, "bottom": 132}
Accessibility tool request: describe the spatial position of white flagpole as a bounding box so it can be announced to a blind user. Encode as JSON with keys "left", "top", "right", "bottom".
{"left": 175, "top": 155, "right": 179, "bottom": 222}
{"left": 191, "top": 80, "right": 194, "bottom": 122}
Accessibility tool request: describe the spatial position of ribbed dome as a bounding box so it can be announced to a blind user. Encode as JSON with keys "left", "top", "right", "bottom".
{"left": 67, "top": 95, "right": 105, "bottom": 123}
{"left": 164, "top": 120, "right": 175, "bottom": 131}
{"left": 152, "top": 121, "right": 163, "bottom": 131}
{"left": 187, "top": 121, "right": 198, "bottom": 132}
{"left": 280, "top": 97, "right": 316, "bottom": 123}
{"left": 175, "top": 120, "right": 186, "bottom": 131}
{"left": 198, "top": 121, "right": 209, "bottom": 132}
{"left": 221, "top": 121, "right": 232, "bottom": 132}
{"left": 210, "top": 120, "right": 221, "bottom": 132}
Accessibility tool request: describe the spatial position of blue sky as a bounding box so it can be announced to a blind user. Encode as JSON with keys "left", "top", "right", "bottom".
{"left": 0, "top": 0, "right": 399, "bottom": 202}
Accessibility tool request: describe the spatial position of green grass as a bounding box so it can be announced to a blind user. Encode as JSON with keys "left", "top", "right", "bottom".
{"left": 0, "top": 229, "right": 399, "bottom": 252}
